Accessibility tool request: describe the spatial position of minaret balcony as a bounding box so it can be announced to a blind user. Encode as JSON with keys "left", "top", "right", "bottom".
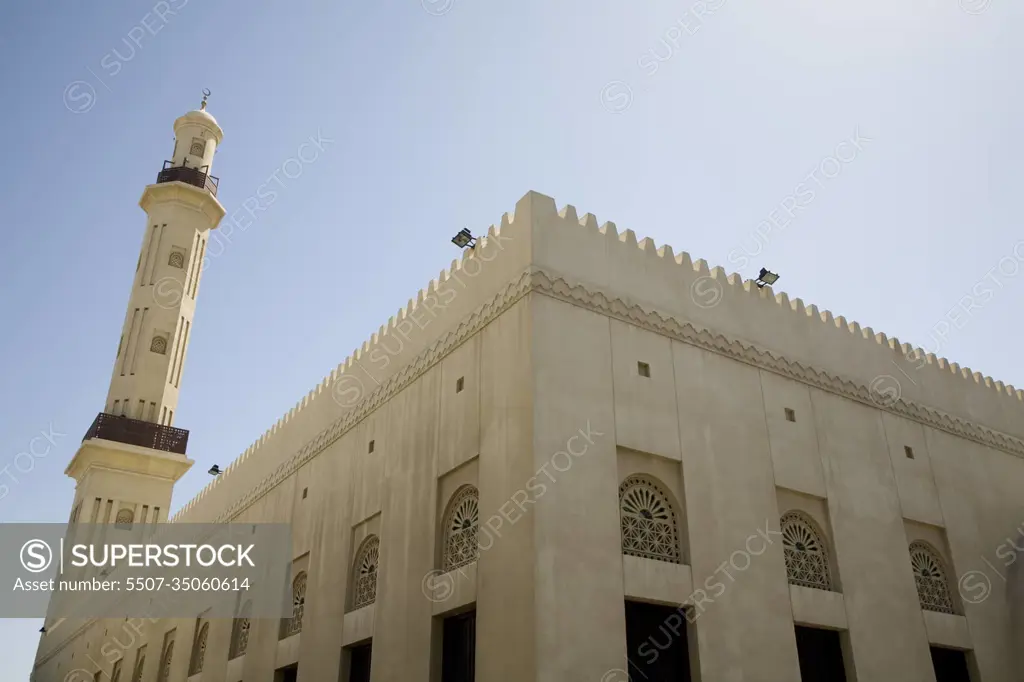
{"left": 83, "top": 412, "right": 189, "bottom": 455}
{"left": 156, "top": 160, "right": 219, "bottom": 197}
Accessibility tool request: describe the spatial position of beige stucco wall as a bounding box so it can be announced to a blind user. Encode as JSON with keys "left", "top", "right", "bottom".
{"left": 34, "top": 191, "right": 1024, "bottom": 682}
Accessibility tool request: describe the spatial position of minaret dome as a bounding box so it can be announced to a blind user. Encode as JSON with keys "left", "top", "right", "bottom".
{"left": 170, "top": 90, "right": 223, "bottom": 171}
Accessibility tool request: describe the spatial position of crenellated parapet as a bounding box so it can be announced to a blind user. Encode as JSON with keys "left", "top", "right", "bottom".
{"left": 170, "top": 196, "right": 536, "bottom": 522}
{"left": 524, "top": 191, "right": 1023, "bottom": 439}
{"left": 170, "top": 190, "right": 1024, "bottom": 523}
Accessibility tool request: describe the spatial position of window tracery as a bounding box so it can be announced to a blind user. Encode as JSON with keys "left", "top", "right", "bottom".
{"left": 442, "top": 486, "right": 479, "bottom": 572}
{"left": 618, "top": 475, "right": 682, "bottom": 564}
{"left": 781, "top": 511, "right": 833, "bottom": 591}
{"left": 910, "top": 542, "right": 955, "bottom": 614}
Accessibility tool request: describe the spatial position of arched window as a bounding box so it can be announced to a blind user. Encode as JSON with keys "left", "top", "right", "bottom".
{"left": 150, "top": 336, "right": 168, "bottom": 354}
{"left": 781, "top": 511, "right": 833, "bottom": 591}
{"left": 618, "top": 475, "right": 682, "bottom": 564}
{"left": 110, "top": 659, "right": 123, "bottom": 682}
{"left": 168, "top": 251, "right": 185, "bottom": 269}
{"left": 229, "top": 601, "right": 252, "bottom": 659}
{"left": 157, "top": 641, "right": 173, "bottom": 682}
{"left": 188, "top": 622, "right": 208, "bottom": 675}
{"left": 352, "top": 535, "right": 380, "bottom": 610}
{"left": 115, "top": 509, "right": 134, "bottom": 530}
{"left": 442, "top": 485, "right": 479, "bottom": 571}
{"left": 280, "top": 571, "right": 306, "bottom": 639}
{"left": 909, "top": 542, "right": 955, "bottom": 614}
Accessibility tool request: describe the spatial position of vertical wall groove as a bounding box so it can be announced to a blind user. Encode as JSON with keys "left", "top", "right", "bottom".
{"left": 185, "top": 232, "right": 200, "bottom": 296}
{"left": 139, "top": 225, "right": 157, "bottom": 287}
{"left": 174, "top": 321, "right": 190, "bottom": 387}
{"left": 190, "top": 238, "right": 206, "bottom": 298}
{"left": 130, "top": 307, "right": 149, "bottom": 375}
{"left": 148, "top": 224, "right": 165, "bottom": 285}
{"left": 169, "top": 315, "right": 185, "bottom": 384}
{"left": 120, "top": 308, "right": 140, "bottom": 376}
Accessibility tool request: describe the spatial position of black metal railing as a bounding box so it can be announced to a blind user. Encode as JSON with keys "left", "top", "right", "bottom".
{"left": 84, "top": 412, "right": 189, "bottom": 455}
{"left": 156, "top": 161, "right": 219, "bottom": 197}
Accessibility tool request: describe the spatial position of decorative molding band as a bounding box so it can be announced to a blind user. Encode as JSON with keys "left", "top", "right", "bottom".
{"left": 207, "top": 267, "right": 1024, "bottom": 526}
{"left": 532, "top": 270, "right": 1024, "bottom": 459}
{"left": 139, "top": 181, "right": 225, "bottom": 226}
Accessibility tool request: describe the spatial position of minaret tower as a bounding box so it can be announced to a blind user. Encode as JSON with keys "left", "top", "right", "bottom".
{"left": 63, "top": 94, "right": 226, "bottom": 527}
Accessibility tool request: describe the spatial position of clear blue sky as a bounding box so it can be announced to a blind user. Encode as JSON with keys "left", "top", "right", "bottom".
{"left": 1, "top": 0, "right": 1021, "bottom": 677}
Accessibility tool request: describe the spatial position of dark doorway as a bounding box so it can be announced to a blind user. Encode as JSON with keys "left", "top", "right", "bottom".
{"left": 347, "top": 642, "right": 372, "bottom": 682}
{"left": 794, "top": 626, "right": 847, "bottom": 682}
{"left": 274, "top": 664, "right": 298, "bottom": 682}
{"left": 624, "top": 600, "right": 692, "bottom": 682}
{"left": 931, "top": 646, "right": 972, "bottom": 682}
{"left": 441, "top": 609, "right": 476, "bottom": 682}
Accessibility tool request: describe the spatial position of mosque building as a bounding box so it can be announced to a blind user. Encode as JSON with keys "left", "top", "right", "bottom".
{"left": 31, "top": 100, "right": 1024, "bottom": 682}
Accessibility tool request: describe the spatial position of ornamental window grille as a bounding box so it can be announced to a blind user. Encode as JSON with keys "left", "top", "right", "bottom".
{"left": 150, "top": 336, "right": 168, "bottom": 354}
{"left": 781, "top": 511, "right": 833, "bottom": 591}
{"left": 229, "top": 601, "right": 252, "bottom": 659}
{"left": 442, "top": 486, "right": 479, "bottom": 572}
{"left": 115, "top": 509, "right": 134, "bottom": 529}
{"left": 189, "top": 137, "right": 206, "bottom": 157}
{"left": 352, "top": 535, "right": 380, "bottom": 610}
{"left": 110, "top": 659, "right": 123, "bottom": 682}
{"left": 280, "top": 571, "right": 306, "bottom": 639}
{"left": 618, "top": 475, "right": 682, "bottom": 564}
{"left": 130, "top": 648, "right": 145, "bottom": 682}
{"left": 168, "top": 251, "right": 185, "bottom": 269}
{"left": 157, "top": 641, "right": 173, "bottom": 682}
{"left": 909, "top": 542, "right": 955, "bottom": 614}
{"left": 188, "top": 622, "right": 208, "bottom": 675}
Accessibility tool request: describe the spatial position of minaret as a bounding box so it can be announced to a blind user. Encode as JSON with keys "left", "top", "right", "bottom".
{"left": 63, "top": 94, "right": 226, "bottom": 527}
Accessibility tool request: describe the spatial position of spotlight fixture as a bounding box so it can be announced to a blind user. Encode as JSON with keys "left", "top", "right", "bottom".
{"left": 39, "top": 627, "right": 46, "bottom": 634}
{"left": 208, "top": 465, "right": 222, "bottom": 476}
{"left": 756, "top": 268, "right": 780, "bottom": 289}
{"left": 451, "top": 228, "right": 476, "bottom": 249}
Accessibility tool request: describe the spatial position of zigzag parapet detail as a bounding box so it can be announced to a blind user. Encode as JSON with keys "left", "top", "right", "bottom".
{"left": 170, "top": 190, "right": 1023, "bottom": 523}
{"left": 538, "top": 195, "right": 1022, "bottom": 409}
{"left": 184, "top": 267, "right": 1024, "bottom": 529}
